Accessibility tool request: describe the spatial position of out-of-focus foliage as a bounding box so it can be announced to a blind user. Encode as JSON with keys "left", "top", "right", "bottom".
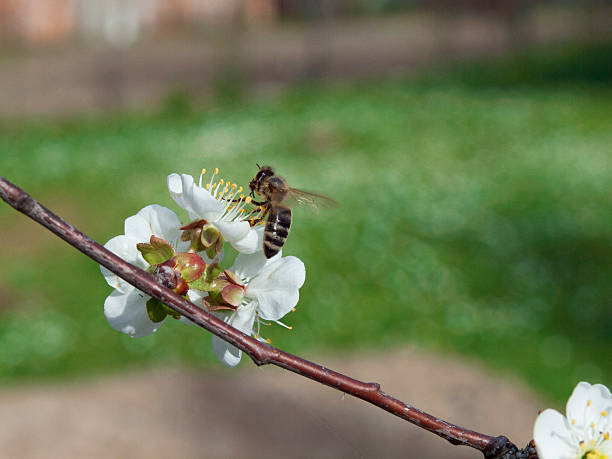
{"left": 0, "top": 44, "right": 610, "bottom": 402}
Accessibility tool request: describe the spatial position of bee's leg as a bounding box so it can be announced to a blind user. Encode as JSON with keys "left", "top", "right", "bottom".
{"left": 248, "top": 205, "right": 269, "bottom": 227}
{"left": 250, "top": 199, "right": 267, "bottom": 206}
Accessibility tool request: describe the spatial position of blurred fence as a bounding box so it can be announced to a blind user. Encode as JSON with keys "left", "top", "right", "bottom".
{"left": 0, "top": 0, "right": 611, "bottom": 117}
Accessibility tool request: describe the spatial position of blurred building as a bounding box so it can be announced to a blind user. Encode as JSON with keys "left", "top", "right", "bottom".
{"left": 0, "top": 0, "right": 276, "bottom": 45}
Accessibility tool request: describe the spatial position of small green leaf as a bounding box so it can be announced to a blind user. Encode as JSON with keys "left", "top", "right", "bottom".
{"left": 162, "top": 304, "right": 181, "bottom": 320}
{"left": 188, "top": 277, "right": 213, "bottom": 291}
{"left": 146, "top": 298, "right": 168, "bottom": 323}
{"left": 137, "top": 235, "right": 175, "bottom": 266}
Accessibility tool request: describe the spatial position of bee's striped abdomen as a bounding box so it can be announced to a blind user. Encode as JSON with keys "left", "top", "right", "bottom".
{"left": 263, "top": 205, "right": 292, "bottom": 258}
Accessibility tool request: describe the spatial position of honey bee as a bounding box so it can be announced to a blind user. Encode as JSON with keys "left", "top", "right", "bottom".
{"left": 248, "top": 165, "right": 337, "bottom": 258}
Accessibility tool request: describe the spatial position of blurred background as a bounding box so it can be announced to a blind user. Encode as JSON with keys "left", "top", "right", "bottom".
{"left": 1, "top": 0, "right": 612, "bottom": 457}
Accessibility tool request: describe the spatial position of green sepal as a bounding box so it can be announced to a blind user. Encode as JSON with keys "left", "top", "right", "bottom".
{"left": 137, "top": 236, "right": 175, "bottom": 266}
{"left": 205, "top": 262, "right": 223, "bottom": 282}
{"left": 201, "top": 224, "right": 220, "bottom": 249}
{"left": 162, "top": 303, "right": 181, "bottom": 320}
{"left": 146, "top": 298, "right": 168, "bottom": 323}
{"left": 188, "top": 277, "right": 214, "bottom": 292}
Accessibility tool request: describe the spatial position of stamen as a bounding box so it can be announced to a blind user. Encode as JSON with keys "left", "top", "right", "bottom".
{"left": 214, "top": 167, "right": 219, "bottom": 174}
{"left": 292, "top": 307, "right": 296, "bottom": 312}
{"left": 604, "top": 433, "right": 610, "bottom": 440}
{"left": 205, "top": 183, "right": 210, "bottom": 190}
{"left": 201, "top": 168, "right": 207, "bottom": 175}
{"left": 274, "top": 320, "right": 293, "bottom": 330}
{"left": 588, "top": 401, "right": 593, "bottom": 407}
{"left": 245, "top": 196, "right": 252, "bottom": 203}
{"left": 572, "top": 419, "right": 577, "bottom": 425}
{"left": 602, "top": 411, "right": 608, "bottom": 417}
{"left": 232, "top": 184, "right": 237, "bottom": 190}
{"left": 237, "top": 186, "right": 243, "bottom": 193}
{"left": 266, "top": 338, "right": 272, "bottom": 344}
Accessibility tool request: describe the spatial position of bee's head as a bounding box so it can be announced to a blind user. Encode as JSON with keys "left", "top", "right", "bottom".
{"left": 249, "top": 165, "right": 274, "bottom": 197}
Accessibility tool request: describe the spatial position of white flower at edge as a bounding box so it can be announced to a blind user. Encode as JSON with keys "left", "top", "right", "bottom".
{"left": 534, "top": 381, "right": 612, "bottom": 459}
{"left": 167, "top": 169, "right": 263, "bottom": 254}
{"left": 100, "top": 204, "right": 191, "bottom": 338}
{"left": 190, "top": 250, "right": 305, "bottom": 367}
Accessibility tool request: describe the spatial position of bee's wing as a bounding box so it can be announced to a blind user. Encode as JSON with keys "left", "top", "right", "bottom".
{"left": 285, "top": 188, "right": 338, "bottom": 210}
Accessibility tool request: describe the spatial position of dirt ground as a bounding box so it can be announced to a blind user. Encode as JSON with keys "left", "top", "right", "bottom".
{"left": 0, "top": 347, "right": 545, "bottom": 458}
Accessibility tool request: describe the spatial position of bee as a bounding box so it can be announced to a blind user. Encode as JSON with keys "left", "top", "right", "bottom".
{"left": 248, "top": 165, "right": 337, "bottom": 258}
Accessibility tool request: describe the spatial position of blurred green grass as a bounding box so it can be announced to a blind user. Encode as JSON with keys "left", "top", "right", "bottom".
{"left": 1, "top": 43, "right": 611, "bottom": 402}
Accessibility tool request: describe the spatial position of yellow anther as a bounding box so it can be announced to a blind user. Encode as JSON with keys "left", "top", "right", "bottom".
{"left": 205, "top": 183, "right": 210, "bottom": 190}
{"left": 259, "top": 206, "right": 265, "bottom": 210}
{"left": 245, "top": 196, "right": 252, "bottom": 203}
{"left": 219, "top": 179, "right": 224, "bottom": 185}
{"left": 588, "top": 400, "right": 592, "bottom": 407}
{"left": 572, "top": 419, "right": 576, "bottom": 425}
{"left": 254, "top": 334, "right": 259, "bottom": 339}
{"left": 291, "top": 307, "right": 296, "bottom": 312}
{"left": 288, "top": 326, "right": 293, "bottom": 330}
{"left": 266, "top": 338, "right": 272, "bottom": 344}
{"left": 604, "top": 432, "right": 610, "bottom": 440}
{"left": 201, "top": 168, "right": 206, "bottom": 175}
{"left": 232, "top": 184, "right": 237, "bottom": 189}
{"left": 602, "top": 411, "right": 608, "bottom": 417}
{"left": 591, "top": 422, "right": 596, "bottom": 428}
{"left": 214, "top": 167, "right": 219, "bottom": 174}
{"left": 238, "top": 186, "right": 243, "bottom": 193}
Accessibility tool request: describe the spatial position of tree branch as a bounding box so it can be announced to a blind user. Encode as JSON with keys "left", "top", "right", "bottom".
{"left": 0, "top": 176, "right": 531, "bottom": 458}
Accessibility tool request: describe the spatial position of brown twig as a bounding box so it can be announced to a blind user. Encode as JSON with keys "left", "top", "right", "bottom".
{"left": 0, "top": 176, "right": 529, "bottom": 459}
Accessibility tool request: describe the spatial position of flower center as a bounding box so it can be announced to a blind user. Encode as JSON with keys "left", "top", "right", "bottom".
{"left": 199, "top": 167, "right": 262, "bottom": 223}
{"left": 582, "top": 449, "right": 609, "bottom": 459}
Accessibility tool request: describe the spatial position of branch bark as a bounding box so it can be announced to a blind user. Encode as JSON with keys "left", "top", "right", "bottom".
{"left": 0, "top": 176, "right": 531, "bottom": 458}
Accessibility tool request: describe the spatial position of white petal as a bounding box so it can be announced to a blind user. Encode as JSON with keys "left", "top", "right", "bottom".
{"left": 104, "top": 289, "right": 164, "bottom": 338}
{"left": 229, "top": 225, "right": 264, "bottom": 254}
{"left": 231, "top": 250, "right": 273, "bottom": 281}
{"left": 215, "top": 220, "right": 250, "bottom": 245}
{"left": 168, "top": 173, "right": 223, "bottom": 221}
{"left": 100, "top": 235, "right": 145, "bottom": 293}
{"left": 211, "top": 302, "right": 256, "bottom": 368}
{"left": 248, "top": 256, "right": 305, "bottom": 320}
{"left": 533, "top": 409, "right": 578, "bottom": 459}
{"left": 167, "top": 173, "right": 192, "bottom": 213}
{"left": 566, "top": 381, "right": 612, "bottom": 428}
{"left": 127, "top": 204, "right": 182, "bottom": 242}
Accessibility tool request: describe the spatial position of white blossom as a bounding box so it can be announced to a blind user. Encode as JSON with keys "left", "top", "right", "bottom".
{"left": 193, "top": 251, "right": 305, "bottom": 367}
{"left": 534, "top": 381, "right": 612, "bottom": 459}
{"left": 100, "top": 205, "right": 189, "bottom": 337}
{"left": 167, "top": 169, "right": 263, "bottom": 254}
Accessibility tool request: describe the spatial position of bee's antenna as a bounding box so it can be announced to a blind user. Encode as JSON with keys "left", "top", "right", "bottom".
{"left": 256, "top": 163, "right": 261, "bottom": 169}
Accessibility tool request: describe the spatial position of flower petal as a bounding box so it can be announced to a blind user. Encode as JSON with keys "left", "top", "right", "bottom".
{"left": 229, "top": 225, "right": 264, "bottom": 254}
{"left": 168, "top": 173, "right": 223, "bottom": 221}
{"left": 211, "top": 302, "right": 256, "bottom": 367}
{"left": 248, "top": 256, "right": 305, "bottom": 320}
{"left": 104, "top": 289, "right": 164, "bottom": 338}
{"left": 124, "top": 204, "right": 182, "bottom": 243}
{"left": 100, "top": 235, "right": 145, "bottom": 293}
{"left": 566, "top": 381, "right": 612, "bottom": 429}
{"left": 231, "top": 250, "right": 274, "bottom": 281}
{"left": 215, "top": 220, "right": 250, "bottom": 244}
{"left": 533, "top": 409, "right": 578, "bottom": 459}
